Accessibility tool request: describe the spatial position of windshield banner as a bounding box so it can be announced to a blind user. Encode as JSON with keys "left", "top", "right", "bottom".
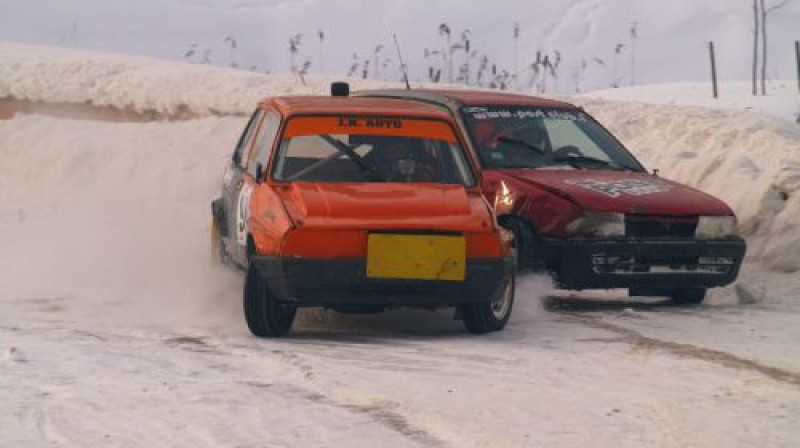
{"left": 463, "top": 107, "right": 588, "bottom": 123}
{"left": 283, "top": 116, "right": 457, "bottom": 142}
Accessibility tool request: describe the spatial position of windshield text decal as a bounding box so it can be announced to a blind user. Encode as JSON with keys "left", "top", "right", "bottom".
{"left": 469, "top": 109, "right": 588, "bottom": 122}
{"left": 338, "top": 116, "right": 403, "bottom": 129}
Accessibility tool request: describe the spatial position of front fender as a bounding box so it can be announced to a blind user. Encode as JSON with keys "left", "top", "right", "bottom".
{"left": 249, "top": 186, "right": 294, "bottom": 256}
{"left": 494, "top": 181, "right": 583, "bottom": 237}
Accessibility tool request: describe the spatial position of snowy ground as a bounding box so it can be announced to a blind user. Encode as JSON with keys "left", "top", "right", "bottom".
{"left": 1, "top": 44, "right": 800, "bottom": 447}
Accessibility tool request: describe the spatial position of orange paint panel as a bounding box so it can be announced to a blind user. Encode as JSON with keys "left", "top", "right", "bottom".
{"left": 465, "top": 232, "right": 503, "bottom": 258}
{"left": 280, "top": 229, "right": 367, "bottom": 258}
{"left": 283, "top": 116, "right": 457, "bottom": 143}
{"left": 279, "top": 229, "right": 502, "bottom": 259}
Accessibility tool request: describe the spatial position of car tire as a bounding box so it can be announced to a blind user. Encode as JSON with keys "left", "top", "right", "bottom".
{"left": 244, "top": 263, "right": 297, "bottom": 337}
{"left": 501, "top": 217, "right": 544, "bottom": 272}
{"left": 461, "top": 273, "right": 515, "bottom": 334}
{"left": 670, "top": 288, "right": 707, "bottom": 305}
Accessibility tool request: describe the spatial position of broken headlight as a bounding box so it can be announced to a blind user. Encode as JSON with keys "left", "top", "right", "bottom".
{"left": 695, "top": 216, "right": 738, "bottom": 239}
{"left": 565, "top": 213, "right": 625, "bottom": 237}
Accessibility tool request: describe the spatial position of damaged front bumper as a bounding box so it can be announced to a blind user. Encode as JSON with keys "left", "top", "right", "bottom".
{"left": 542, "top": 236, "right": 746, "bottom": 290}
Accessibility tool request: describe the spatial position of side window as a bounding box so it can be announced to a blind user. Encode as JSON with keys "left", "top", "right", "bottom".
{"left": 247, "top": 111, "right": 281, "bottom": 178}
{"left": 232, "top": 109, "right": 265, "bottom": 168}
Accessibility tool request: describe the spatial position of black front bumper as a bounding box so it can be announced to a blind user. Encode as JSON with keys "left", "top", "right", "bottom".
{"left": 251, "top": 256, "right": 513, "bottom": 308}
{"left": 541, "top": 237, "right": 746, "bottom": 290}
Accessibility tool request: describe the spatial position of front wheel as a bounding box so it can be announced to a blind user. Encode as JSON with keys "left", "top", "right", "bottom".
{"left": 244, "top": 264, "right": 297, "bottom": 337}
{"left": 501, "top": 217, "right": 544, "bottom": 272}
{"left": 461, "top": 273, "right": 515, "bottom": 334}
{"left": 670, "top": 288, "right": 707, "bottom": 306}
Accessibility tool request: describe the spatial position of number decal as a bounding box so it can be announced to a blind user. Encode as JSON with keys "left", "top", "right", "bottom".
{"left": 236, "top": 183, "right": 255, "bottom": 246}
{"left": 566, "top": 179, "right": 672, "bottom": 198}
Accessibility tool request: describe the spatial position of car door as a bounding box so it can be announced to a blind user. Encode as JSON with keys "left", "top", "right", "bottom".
{"left": 231, "top": 108, "right": 283, "bottom": 266}
{"left": 222, "top": 108, "right": 265, "bottom": 265}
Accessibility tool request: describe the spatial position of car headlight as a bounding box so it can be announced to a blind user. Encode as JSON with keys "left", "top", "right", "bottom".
{"left": 695, "top": 216, "right": 738, "bottom": 239}
{"left": 565, "top": 213, "right": 625, "bottom": 236}
{"left": 493, "top": 180, "right": 515, "bottom": 215}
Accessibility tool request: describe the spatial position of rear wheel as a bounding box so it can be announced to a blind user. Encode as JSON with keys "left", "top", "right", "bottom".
{"left": 244, "top": 263, "right": 297, "bottom": 337}
{"left": 670, "top": 288, "right": 707, "bottom": 305}
{"left": 461, "top": 273, "right": 515, "bottom": 334}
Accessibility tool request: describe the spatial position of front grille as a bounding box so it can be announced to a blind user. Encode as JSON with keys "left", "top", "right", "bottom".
{"left": 591, "top": 254, "right": 735, "bottom": 275}
{"left": 625, "top": 215, "right": 698, "bottom": 238}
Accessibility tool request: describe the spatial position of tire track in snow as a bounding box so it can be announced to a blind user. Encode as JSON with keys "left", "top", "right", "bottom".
{"left": 564, "top": 314, "right": 800, "bottom": 387}
{"left": 259, "top": 383, "right": 451, "bottom": 448}
{"left": 226, "top": 342, "right": 451, "bottom": 447}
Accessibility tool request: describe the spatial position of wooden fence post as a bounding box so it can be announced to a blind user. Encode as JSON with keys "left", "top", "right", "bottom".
{"left": 709, "top": 41, "right": 718, "bottom": 99}
{"left": 795, "top": 40, "right": 799, "bottom": 94}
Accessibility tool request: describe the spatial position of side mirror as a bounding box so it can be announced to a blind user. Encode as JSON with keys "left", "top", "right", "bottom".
{"left": 255, "top": 163, "right": 264, "bottom": 183}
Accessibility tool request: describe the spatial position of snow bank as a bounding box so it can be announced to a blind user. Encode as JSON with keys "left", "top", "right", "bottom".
{"left": 584, "top": 81, "right": 800, "bottom": 123}
{"left": 2, "top": 42, "right": 800, "bottom": 273}
{"left": 0, "top": 41, "right": 404, "bottom": 117}
{"left": 0, "top": 115, "right": 247, "bottom": 331}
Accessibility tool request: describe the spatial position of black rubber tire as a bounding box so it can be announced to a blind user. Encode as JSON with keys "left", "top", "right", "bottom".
{"left": 670, "top": 288, "right": 707, "bottom": 305}
{"left": 244, "top": 263, "right": 297, "bottom": 337}
{"left": 461, "top": 273, "right": 515, "bottom": 334}
{"left": 501, "top": 217, "right": 544, "bottom": 272}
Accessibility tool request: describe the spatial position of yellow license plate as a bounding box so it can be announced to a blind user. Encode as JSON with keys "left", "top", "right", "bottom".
{"left": 366, "top": 234, "right": 466, "bottom": 281}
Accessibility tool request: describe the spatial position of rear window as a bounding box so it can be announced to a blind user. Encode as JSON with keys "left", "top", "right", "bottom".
{"left": 271, "top": 116, "right": 475, "bottom": 185}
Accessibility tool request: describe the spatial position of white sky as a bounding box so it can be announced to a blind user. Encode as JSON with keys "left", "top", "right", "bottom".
{"left": 1, "top": 0, "right": 799, "bottom": 92}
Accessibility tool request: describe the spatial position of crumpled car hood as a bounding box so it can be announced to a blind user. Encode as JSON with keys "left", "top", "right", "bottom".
{"left": 502, "top": 169, "right": 733, "bottom": 216}
{"left": 279, "top": 182, "right": 492, "bottom": 231}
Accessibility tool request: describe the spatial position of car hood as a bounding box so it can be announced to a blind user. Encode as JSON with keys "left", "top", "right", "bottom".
{"left": 503, "top": 169, "right": 733, "bottom": 216}
{"left": 280, "top": 182, "right": 492, "bottom": 232}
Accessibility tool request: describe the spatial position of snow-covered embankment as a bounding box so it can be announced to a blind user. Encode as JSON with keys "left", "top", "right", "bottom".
{"left": 2, "top": 41, "right": 799, "bottom": 280}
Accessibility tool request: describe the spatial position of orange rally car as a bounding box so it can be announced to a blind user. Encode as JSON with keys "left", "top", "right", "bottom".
{"left": 211, "top": 84, "right": 515, "bottom": 337}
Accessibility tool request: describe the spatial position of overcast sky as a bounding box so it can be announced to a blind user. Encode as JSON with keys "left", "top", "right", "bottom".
{"left": 2, "top": 0, "right": 799, "bottom": 92}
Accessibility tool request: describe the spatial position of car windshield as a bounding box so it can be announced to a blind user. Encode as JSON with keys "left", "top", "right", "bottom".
{"left": 460, "top": 106, "right": 644, "bottom": 172}
{"left": 272, "top": 115, "right": 475, "bottom": 185}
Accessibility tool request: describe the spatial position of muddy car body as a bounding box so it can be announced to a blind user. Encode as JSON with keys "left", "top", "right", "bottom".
{"left": 355, "top": 89, "right": 746, "bottom": 304}
{"left": 211, "top": 90, "right": 514, "bottom": 337}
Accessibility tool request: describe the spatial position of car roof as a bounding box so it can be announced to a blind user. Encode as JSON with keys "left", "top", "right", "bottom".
{"left": 260, "top": 96, "right": 456, "bottom": 120}
{"left": 354, "top": 88, "right": 577, "bottom": 109}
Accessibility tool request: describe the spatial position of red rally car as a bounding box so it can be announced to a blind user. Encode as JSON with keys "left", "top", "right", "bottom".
{"left": 355, "top": 88, "right": 746, "bottom": 305}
